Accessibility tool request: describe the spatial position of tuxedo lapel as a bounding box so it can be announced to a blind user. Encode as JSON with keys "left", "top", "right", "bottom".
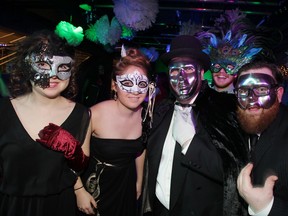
{"left": 252, "top": 107, "right": 283, "bottom": 167}
{"left": 252, "top": 133, "right": 273, "bottom": 167}
{"left": 147, "top": 106, "right": 174, "bottom": 200}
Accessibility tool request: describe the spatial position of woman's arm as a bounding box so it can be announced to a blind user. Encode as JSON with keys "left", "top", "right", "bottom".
{"left": 74, "top": 119, "right": 97, "bottom": 215}
{"left": 74, "top": 177, "right": 97, "bottom": 215}
{"left": 82, "top": 119, "right": 92, "bottom": 157}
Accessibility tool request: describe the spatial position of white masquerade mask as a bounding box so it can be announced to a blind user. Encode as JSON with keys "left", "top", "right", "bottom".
{"left": 116, "top": 70, "right": 149, "bottom": 94}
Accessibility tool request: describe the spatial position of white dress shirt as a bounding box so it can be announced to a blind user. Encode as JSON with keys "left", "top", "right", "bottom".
{"left": 248, "top": 198, "right": 274, "bottom": 216}
{"left": 156, "top": 97, "right": 197, "bottom": 209}
{"left": 155, "top": 113, "right": 176, "bottom": 209}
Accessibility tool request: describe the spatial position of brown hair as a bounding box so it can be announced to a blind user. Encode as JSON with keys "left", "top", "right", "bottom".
{"left": 8, "top": 29, "right": 78, "bottom": 99}
{"left": 112, "top": 48, "right": 151, "bottom": 81}
{"left": 238, "top": 61, "right": 283, "bottom": 85}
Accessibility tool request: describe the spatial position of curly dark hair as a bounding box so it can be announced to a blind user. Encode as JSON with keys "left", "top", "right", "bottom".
{"left": 8, "top": 29, "right": 78, "bottom": 99}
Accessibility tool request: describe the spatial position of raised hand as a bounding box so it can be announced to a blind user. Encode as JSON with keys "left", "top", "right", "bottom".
{"left": 237, "top": 163, "right": 278, "bottom": 213}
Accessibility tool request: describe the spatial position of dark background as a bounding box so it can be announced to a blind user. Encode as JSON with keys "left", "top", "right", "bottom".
{"left": 1, "top": 0, "right": 287, "bottom": 104}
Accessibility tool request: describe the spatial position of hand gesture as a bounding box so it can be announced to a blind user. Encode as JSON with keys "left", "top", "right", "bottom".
{"left": 237, "top": 163, "right": 278, "bottom": 213}
{"left": 76, "top": 188, "right": 97, "bottom": 215}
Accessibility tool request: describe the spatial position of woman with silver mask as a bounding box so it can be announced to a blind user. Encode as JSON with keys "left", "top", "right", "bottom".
{"left": 18, "top": 30, "right": 76, "bottom": 92}
{"left": 0, "top": 29, "right": 91, "bottom": 216}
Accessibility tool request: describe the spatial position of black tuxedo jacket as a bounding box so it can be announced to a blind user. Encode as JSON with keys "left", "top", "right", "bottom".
{"left": 146, "top": 99, "right": 223, "bottom": 216}
{"left": 251, "top": 104, "right": 288, "bottom": 216}
{"left": 144, "top": 84, "right": 248, "bottom": 216}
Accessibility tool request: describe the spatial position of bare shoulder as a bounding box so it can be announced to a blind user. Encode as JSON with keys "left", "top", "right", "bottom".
{"left": 90, "top": 100, "right": 115, "bottom": 111}
{"left": 90, "top": 100, "right": 116, "bottom": 135}
{"left": 90, "top": 100, "right": 115, "bottom": 119}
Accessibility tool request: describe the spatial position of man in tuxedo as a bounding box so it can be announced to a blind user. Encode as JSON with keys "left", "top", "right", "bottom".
{"left": 143, "top": 35, "right": 248, "bottom": 216}
{"left": 236, "top": 61, "right": 288, "bottom": 216}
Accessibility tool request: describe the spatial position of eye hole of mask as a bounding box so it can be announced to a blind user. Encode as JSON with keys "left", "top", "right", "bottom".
{"left": 138, "top": 81, "right": 148, "bottom": 88}
{"left": 35, "top": 61, "right": 51, "bottom": 70}
{"left": 58, "top": 63, "right": 72, "bottom": 72}
{"left": 120, "top": 80, "right": 133, "bottom": 87}
{"left": 119, "top": 80, "right": 148, "bottom": 88}
{"left": 169, "top": 64, "right": 196, "bottom": 76}
{"left": 234, "top": 85, "right": 277, "bottom": 98}
{"left": 211, "top": 63, "right": 235, "bottom": 74}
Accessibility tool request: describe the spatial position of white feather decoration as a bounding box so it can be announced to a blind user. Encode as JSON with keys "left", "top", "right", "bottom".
{"left": 121, "top": 44, "right": 127, "bottom": 57}
{"left": 85, "top": 15, "right": 122, "bottom": 46}
{"left": 108, "top": 17, "right": 122, "bottom": 45}
{"left": 179, "top": 20, "right": 202, "bottom": 36}
{"left": 95, "top": 15, "right": 110, "bottom": 45}
{"left": 113, "top": 0, "right": 158, "bottom": 31}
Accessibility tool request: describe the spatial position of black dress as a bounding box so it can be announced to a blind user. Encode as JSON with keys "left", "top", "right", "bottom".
{"left": 0, "top": 97, "right": 90, "bottom": 216}
{"left": 81, "top": 136, "right": 145, "bottom": 216}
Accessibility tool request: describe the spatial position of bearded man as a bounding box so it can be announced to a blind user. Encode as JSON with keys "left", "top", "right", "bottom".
{"left": 235, "top": 61, "right": 288, "bottom": 216}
